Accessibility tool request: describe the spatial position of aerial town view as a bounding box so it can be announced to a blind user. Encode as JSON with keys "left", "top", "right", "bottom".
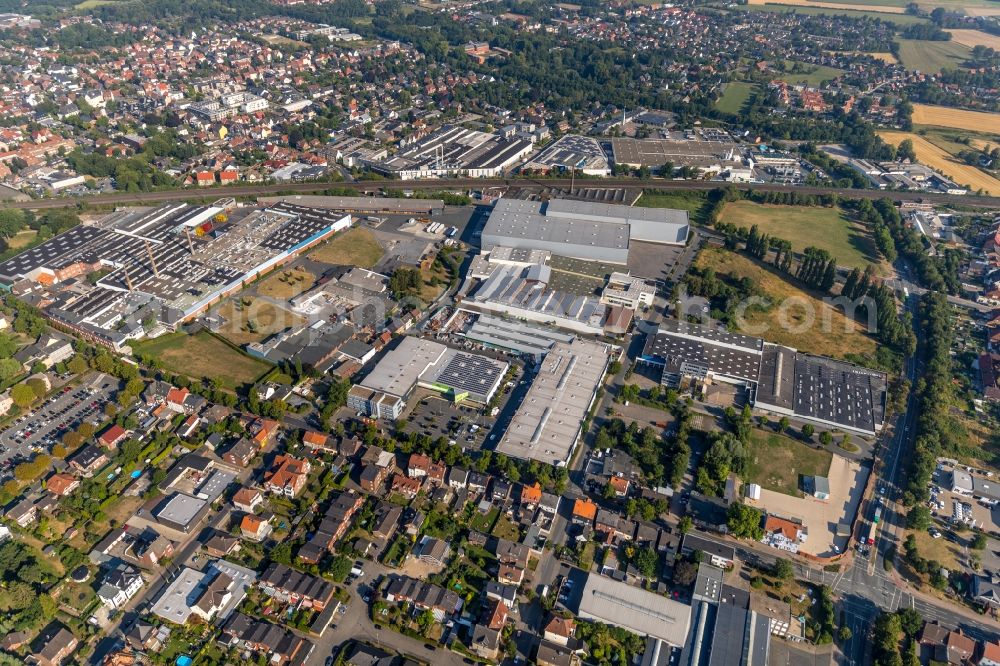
{"left": 7, "top": 0, "right": 1000, "bottom": 665}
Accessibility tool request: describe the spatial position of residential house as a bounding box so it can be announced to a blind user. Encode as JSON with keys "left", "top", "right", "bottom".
{"left": 391, "top": 473, "right": 422, "bottom": 499}
{"left": 98, "top": 424, "right": 128, "bottom": 449}
{"left": 264, "top": 455, "right": 311, "bottom": 497}
{"left": 572, "top": 499, "right": 598, "bottom": 526}
{"left": 97, "top": 562, "right": 144, "bottom": 609}
{"left": 416, "top": 536, "right": 450, "bottom": 567}
{"left": 485, "top": 581, "right": 518, "bottom": 609}
{"left": 384, "top": 575, "right": 462, "bottom": 621}
{"left": 544, "top": 616, "right": 576, "bottom": 646}
{"left": 537, "top": 640, "right": 576, "bottom": 666}
{"left": 5, "top": 496, "right": 37, "bottom": 527}
{"left": 223, "top": 438, "right": 257, "bottom": 468}
{"left": 220, "top": 613, "right": 313, "bottom": 666}
{"left": 468, "top": 471, "right": 490, "bottom": 494}
{"left": 408, "top": 453, "right": 431, "bottom": 478}
{"left": 972, "top": 573, "right": 1000, "bottom": 609}
{"left": 258, "top": 563, "right": 335, "bottom": 611}
{"left": 47, "top": 472, "right": 80, "bottom": 496}
{"left": 471, "top": 624, "right": 501, "bottom": 662}
{"left": 191, "top": 570, "right": 234, "bottom": 622}
{"left": 360, "top": 463, "right": 388, "bottom": 492}
{"left": 521, "top": 483, "right": 542, "bottom": 509}
{"left": 31, "top": 623, "right": 79, "bottom": 666}
{"left": 240, "top": 514, "right": 272, "bottom": 542}
{"left": 483, "top": 598, "right": 509, "bottom": 631}
{"left": 978, "top": 641, "right": 1000, "bottom": 666}
{"left": 372, "top": 503, "right": 402, "bottom": 540}
{"left": 68, "top": 444, "right": 110, "bottom": 477}
{"left": 232, "top": 487, "right": 264, "bottom": 514}
{"left": 204, "top": 531, "right": 242, "bottom": 558}
{"left": 448, "top": 467, "right": 469, "bottom": 489}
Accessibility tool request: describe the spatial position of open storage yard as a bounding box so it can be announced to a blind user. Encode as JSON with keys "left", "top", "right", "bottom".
{"left": 132, "top": 330, "right": 271, "bottom": 388}
{"left": 718, "top": 200, "right": 879, "bottom": 270}
{"left": 695, "top": 248, "right": 878, "bottom": 359}
{"left": 879, "top": 131, "right": 1000, "bottom": 195}
{"left": 748, "top": 454, "right": 867, "bottom": 557}
{"left": 213, "top": 298, "right": 307, "bottom": 347}
{"left": 911, "top": 103, "right": 1000, "bottom": 133}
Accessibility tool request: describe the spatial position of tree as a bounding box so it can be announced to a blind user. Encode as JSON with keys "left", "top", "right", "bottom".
{"left": 10, "top": 383, "right": 35, "bottom": 408}
{"left": 772, "top": 558, "right": 794, "bottom": 581}
{"left": 727, "top": 502, "right": 764, "bottom": 540}
{"left": 819, "top": 431, "right": 833, "bottom": 447}
{"left": 801, "top": 423, "right": 814, "bottom": 441}
{"left": 838, "top": 625, "right": 853, "bottom": 642}
{"left": 26, "top": 377, "right": 47, "bottom": 399}
{"left": 678, "top": 515, "right": 693, "bottom": 534}
{"left": 417, "top": 609, "right": 435, "bottom": 635}
{"left": 778, "top": 417, "right": 790, "bottom": 433}
{"left": 328, "top": 555, "right": 352, "bottom": 582}
{"left": 634, "top": 547, "right": 659, "bottom": 579}
{"left": 673, "top": 560, "right": 698, "bottom": 586}
{"left": 906, "top": 505, "right": 931, "bottom": 530}
{"left": 972, "top": 532, "right": 987, "bottom": 551}
{"left": 67, "top": 355, "right": 88, "bottom": 375}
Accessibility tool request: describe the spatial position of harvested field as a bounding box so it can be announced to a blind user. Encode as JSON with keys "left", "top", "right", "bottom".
{"left": 896, "top": 40, "right": 971, "bottom": 72}
{"left": 911, "top": 104, "right": 1000, "bottom": 132}
{"left": 947, "top": 29, "right": 1000, "bottom": 50}
{"left": 879, "top": 131, "right": 1000, "bottom": 195}
{"left": 747, "top": 0, "right": 904, "bottom": 12}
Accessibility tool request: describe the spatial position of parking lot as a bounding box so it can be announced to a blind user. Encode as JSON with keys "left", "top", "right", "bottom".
{"left": 402, "top": 393, "right": 494, "bottom": 450}
{"left": 0, "top": 372, "right": 119, "bottom": 463}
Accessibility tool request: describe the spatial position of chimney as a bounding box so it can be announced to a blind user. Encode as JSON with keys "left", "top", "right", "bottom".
{"left": 185, "top": 227, "right": 195, "bottom": 254}
{"left": 143, "top": 239, "right": 160, "bottom": 277}
{"left": 123, "top": 264, "right": 134, "bottom": 291}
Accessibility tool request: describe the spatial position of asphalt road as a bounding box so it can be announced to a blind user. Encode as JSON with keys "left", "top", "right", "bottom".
{"left": 8, "top": 177, "right": 1000, "bottom": 210}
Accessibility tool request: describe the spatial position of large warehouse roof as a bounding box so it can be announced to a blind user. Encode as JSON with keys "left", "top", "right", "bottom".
{"left": 480, "top": 198, "right": 689, "bottom": 265}
{"left": 358, "top": 336, "right": 449, "bottom": 399}
{"left": 496, "top": 338, "right": 608, "bottom": 465}
{"left": 576, "top": 573, "right": 692, "bottom": 647}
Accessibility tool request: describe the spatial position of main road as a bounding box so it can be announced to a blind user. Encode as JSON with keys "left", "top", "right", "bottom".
{"left": 7, "top": 177, "right": 1000, "bottom": 210}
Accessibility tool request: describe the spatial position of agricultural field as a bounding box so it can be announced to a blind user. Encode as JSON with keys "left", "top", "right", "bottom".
{"left": 714, "top": 82, "right": 758, "bottom": 115}
{"left": 309, "top": 227, "right": 384, "bottom": 268}
{"left": 748, "top": 0, "right": 1000, "bottom": 13}
{"left": 213, "top": 297, "right": 307, "bottom": 346}
{"left": 746, "top": 428, "right": 832, "bottom": 497}
{"left": 911, "top": 103, "right": 1000, "bottom": 133}
{"left": 747, "top": 0, "right": 904, "bottom": 13}
{"left": 694, "top": 248, "right": 879, "bottom": 359}
{"left": 896, "top": 39, "right": 972, "bottom": 72}
{"left": 739, "top": 3, "right": 928, "bottom": 24}
{"left": 879, "top": 131, "right": 1000, "bottom": 195}
{"left": 637, "top": 190, "right": 712, "bottom": 224}
{"left": 829, "top": 51, "right": 897, "bottom": 64}
{"left": 946, "top": 29, "right": 1000, "bottom": 50}
{"left": 132, "top": 330, "right": 271, "bottom": 388}
{"left": 718, "top": 200, "right": 880, "bottom": 270}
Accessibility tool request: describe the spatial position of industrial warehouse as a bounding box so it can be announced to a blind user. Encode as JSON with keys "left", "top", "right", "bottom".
{"left": 348, "top": 336, "right": 509, "bottom": 419}
{"left": 520, "top": 134, "right": 611, "bottom": 176}
{"left": 371, "top": 124, "right": 534, "bottom": 180}
{"left": 495, "top": 338, "right": 609, "bottom": 466}
{"left": 639, "top": 319, "right": 888, "bottom": 435}
{"left": 480, "top": 198, "right": 690, "bottom": 265}
{"left": 0, "top": 201, "right": 352, "bottom": 348}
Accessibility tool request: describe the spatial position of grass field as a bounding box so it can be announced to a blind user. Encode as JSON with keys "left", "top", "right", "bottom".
{"left": 213, "top": 298, "right": 306, "bottom": 346}
{"left": 309, "top": 227, "right": 384, "bottom": 268}
{"left": 780, "top": 60, "right": 844, "bottom": 85}
{"left": 911, "top": 103, "right": 1000, "bottom": 133}
{"left": 747, "top": 0, "right": 904, "bottom": 13}
{"left": 746, "top": 429, "right": 832, "bottom": 497}
{"left": 718, "top": 200, "right": 879, "bottom": 270}
{"left": 829, "top": 51, "right": 898, "bottom": 64}
{"left": 133, "top": 330, "right": 271, "bottom": 388}
{"left": 8, "top": 229, "right": 37, "bottom": 249}
{"left": 896, "top": 39, "right": 972, "bottom": 72}
{"left": 637, "top": 190, "right": 712, "bottom": 224}
{"left": 748, "top": 0, "right": 1000, "bottom": 13}
{"left": 715, "top": 82, "right": 758, "bottom": 115}
{"left": 75, "top": 0, "right": 119, "bottom": 7}
{"left": 257, "top": 267, "right": 316, "bottom": 300}
{"left": 879, "top": 131, "right": 1000, "bottom": 195}
{"left": 695, "top": 248, "right": 879, "bottom": 358}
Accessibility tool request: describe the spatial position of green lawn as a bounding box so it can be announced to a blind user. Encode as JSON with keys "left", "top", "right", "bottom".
{"left": 745, "top": 429, "right": 832, "bottom": 497}
{"left": 636, "top": 190, "right": 712, "bottom": 224}
{"left": 735, "top": 3, "right": 930, "bottom": 25}
{"left": 469, "top": 507, "right": 499, "bottom": 533}
{"left": 132, "top": 330, "right": 271, "bottom": 389}
{"left": 715, "top": 82, "right": 758, "bottom": 115}
{"left": 779, "top": 60, "right": 844, "bottom": 86}
{"left": 718, "top": 200, "right": 880, "bottom": 270}
{"left": 896, "top": 39, "right": 972, "bottom": 72}
{"left": 491, "top": 515, "right": 521, "bottom": 541}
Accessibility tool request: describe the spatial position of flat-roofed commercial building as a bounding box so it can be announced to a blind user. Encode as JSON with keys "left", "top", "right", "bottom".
{"left": 351, "top": 336, "right": 509, "bottom": 418}
{"left": 496, "top": 338, "right": 609, "bottom": 465}
{"left": 154, "top": 492, "right": 209, "bottom": 533}
{"left": 640, "top": 319, "right": 888, "bottom": 435}
{"left": 372, "top": 125, "right": 533, "bottom": 180}
{"left": 575, "top": 573, "right": 691, "bottom": 647}
{"left": 480, "top": 198, "right": 689, "bottom": 265}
